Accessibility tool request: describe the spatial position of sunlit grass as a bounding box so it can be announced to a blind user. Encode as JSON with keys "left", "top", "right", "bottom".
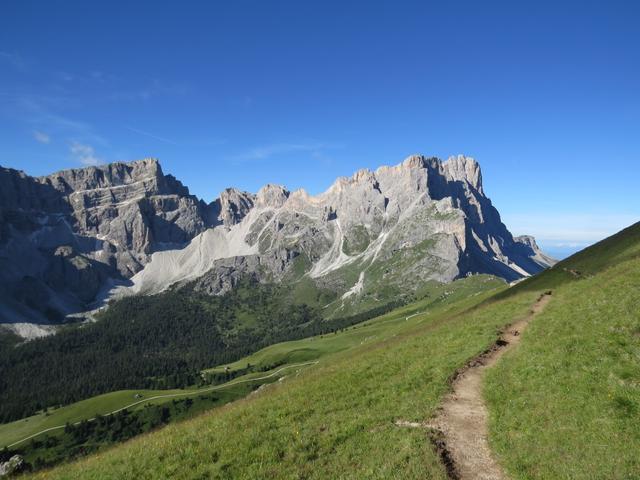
{"left": 485, "top": 229, "right": 640, "bottom": 479}
{"left": 21, "top": 223, "right": 640, "bottom": 478}
{"left": 31, "top": 282, "right": 538, "bottom": 479}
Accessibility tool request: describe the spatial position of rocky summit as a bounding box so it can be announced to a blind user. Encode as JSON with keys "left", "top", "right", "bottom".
{"left": 0, "top": 154, "right": 554, "bottom": 338}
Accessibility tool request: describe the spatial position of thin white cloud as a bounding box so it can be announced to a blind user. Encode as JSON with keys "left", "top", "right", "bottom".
{"left": 109, "top": 79, "right": 188, "bottom": 101}
{"left": 17, "top": 96, "right": 108, "bottom": 146}
{"left": 70, "top": 142, "right": 102, "bottom": 166}
{"left": 232, "top": 142, "right": 337, "bottom": 162}
{"left": 33, "top": 131, "right": 51, "bottom": 144}
{"left": 51, "top": 69, "right": 117, "bottom": 84}
{"left": 125, "top": 126, "right": 177, "bottom": 145}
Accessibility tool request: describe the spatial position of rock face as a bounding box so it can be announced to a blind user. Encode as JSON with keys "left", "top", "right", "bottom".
{"left": 0, "top": 154, "right": 555, "bottom": 338}
{"left": 41, "top": 158, "right": 214, "bottom": 276}
{"left": 0, "top": 454, "right": 24, "bottom": 477}
{"left": 0, "top": 159, "right": 216, "bottom": 334}
{"left": 120, "top": 154, "right": 554, "bottom": 302}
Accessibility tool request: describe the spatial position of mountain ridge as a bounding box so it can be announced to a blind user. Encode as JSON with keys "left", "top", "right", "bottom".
{"left": 0, "top": 154, "right": 554, "bottom": 338}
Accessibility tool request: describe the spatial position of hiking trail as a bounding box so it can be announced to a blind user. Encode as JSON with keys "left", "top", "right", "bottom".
{"left": 429, "top": 291, "right": 552, "bottom": 479}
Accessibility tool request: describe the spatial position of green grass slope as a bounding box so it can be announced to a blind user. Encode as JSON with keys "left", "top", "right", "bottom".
{"left": 1, "top": 385, "right": 258, "bottom": 469}
{"left": 204, "top": 274, "right": 502, "bottom": 375}
{"left": 19, "top": 222, "right": 640, "bottom": 478}
{"left": 0, "top": 371, "right": 290, "bottom": 450}
{"left": 30, "top": 280, "right": 541, "bottom": 478}
{"left": 1, "top": 275, "right": 502, "bottom": 456}
{"left": 485, "top": 221, "right": 640, "bottom": 479}
{"left": 0, "top": 388, "right": 189, "bottom": 448}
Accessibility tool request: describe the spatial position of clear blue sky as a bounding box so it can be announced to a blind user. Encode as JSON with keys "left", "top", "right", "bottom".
{"left": 1, "top": 1, "right": 638, "bottom": 258}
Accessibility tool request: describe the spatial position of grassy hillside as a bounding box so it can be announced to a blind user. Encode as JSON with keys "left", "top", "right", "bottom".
{"left": 1, "top": 274, "right": 503, "bottom": 470}
{"left": 28, "top": 281, "right": 541, "bottom": 478}
{"left": 0, "top": 385, "right": 256, "bottom": 470}
{"left": 13, "top": 222, "right": 640, "bottom": 478}
{"left": 485, "top": 221, "right": 640, "bottom": 478}
{"left": 0, "top": 277, "right": 402, "bottom": 423}
{"left": 0, "top": 368, "right": 300, "bottom": 450}
{"left": 204, "top": 274, "right": 503, "bottom": 375}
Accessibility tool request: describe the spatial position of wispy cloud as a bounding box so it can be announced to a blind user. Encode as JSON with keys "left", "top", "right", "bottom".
{"left": 231, "top": 142, "right": 338, "bottom": 162}
{"left": 70, "top": 142, "right": 102, "bottom": 166}
{"left": 33, "top": 131, "right": 51, "bottom": 144}
{"left": 16, "top": 95, "right": 108, "bottom": 146}
{"left": 0, "top": 51, "right": 27, "bottom": 70}
{"left": 51, "top": 69, "right": 118, "bottom": 85}
{"left": 109, "top": 79, "right": 189, "bottom": 101}
{"left": 125, "top": 126, "right": 177, "bottom": 145}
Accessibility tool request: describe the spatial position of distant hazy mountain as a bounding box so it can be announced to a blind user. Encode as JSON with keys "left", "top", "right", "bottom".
{"left": 0, "top": 154, "right": 554, "bottom": 338}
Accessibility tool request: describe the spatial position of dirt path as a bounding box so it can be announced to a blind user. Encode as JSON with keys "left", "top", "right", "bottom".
{"left": 429, "top": 291, "right": 552, "bottom": 480}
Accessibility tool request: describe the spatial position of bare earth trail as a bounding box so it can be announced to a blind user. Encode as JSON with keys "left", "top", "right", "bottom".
{"left": 428, "top": 291, "right": 553, "bottom": 480}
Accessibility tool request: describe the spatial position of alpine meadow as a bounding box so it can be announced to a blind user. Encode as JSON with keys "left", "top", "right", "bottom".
{"left": 1, "top": 1, "right": 639, "bottom": 479}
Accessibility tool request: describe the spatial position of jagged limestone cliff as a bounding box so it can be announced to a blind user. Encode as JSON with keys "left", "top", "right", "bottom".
{"left": 0, "top": 154, "right": 554, "bottom": 337}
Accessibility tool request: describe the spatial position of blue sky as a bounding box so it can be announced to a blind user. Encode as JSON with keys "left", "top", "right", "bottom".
{"left": 1, "top": 1, "right": 638, "bottom": 258}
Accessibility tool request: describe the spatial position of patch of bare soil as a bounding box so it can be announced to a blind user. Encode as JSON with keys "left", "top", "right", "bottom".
{"left": 427, "top": 291, "right": 553, "bottom": 479}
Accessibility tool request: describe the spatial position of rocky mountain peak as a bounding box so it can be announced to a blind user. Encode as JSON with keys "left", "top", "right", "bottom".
{"left": 514, "top": 235, "right": 539, "bottom": 250}
{"left": 442, "top": 155, "right": 483, "bottom": 193}
{"left": 401, "top": 154, "right": 428, "bottom": 168}
{"left": 215, "top": 188, "right": 255, "bottom": 226}
{"left": 256, "top": 184, "right": 290, "bottom": 208}
{"left": 352, "top": 168, "right": 376, "bottom": 184}
{"left": 0, "top": 158, "right": 215, "bottom": 333}
{"left": 328, "top": 168, "right": 379, "bottom": 195}
{"left": 398, "top": 154, "right": 482, "bottom": 189}
{"left": 0, "top": 153, "right": 555, "bottom": 339}
{"left": 38, "top": 158, "right": 164, "bottom": 195}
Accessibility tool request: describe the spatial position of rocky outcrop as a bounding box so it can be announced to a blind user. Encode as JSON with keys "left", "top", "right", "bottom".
{"left": 212, "top": 188, "right": 255, "bottom": 227}
{"left": 514, "top": 235, "right": 557, "bottom": 268}
{"left": 0, "top": 154, "right": 555, "bottom": 337}
{"left": 119, "top": 154, "right": 554, "bottom": 303}
{"left": 191, "top": 248, "right": 299, "bottom": 295}
{"left": 255, "top": 184, "right": 290, "bottom": 209}
{"left": 39, "top": 158, "right": 213, "bottom": 275}
{"left": 0, "top": 454, "right": 24, "bottom": 477}
{"left": 0, "top": 159, "right": 216, "bottom": 331}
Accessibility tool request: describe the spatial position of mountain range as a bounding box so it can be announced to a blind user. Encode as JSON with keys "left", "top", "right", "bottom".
{"left": 0, "top": 154, "right": 554, "bottom": 338}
